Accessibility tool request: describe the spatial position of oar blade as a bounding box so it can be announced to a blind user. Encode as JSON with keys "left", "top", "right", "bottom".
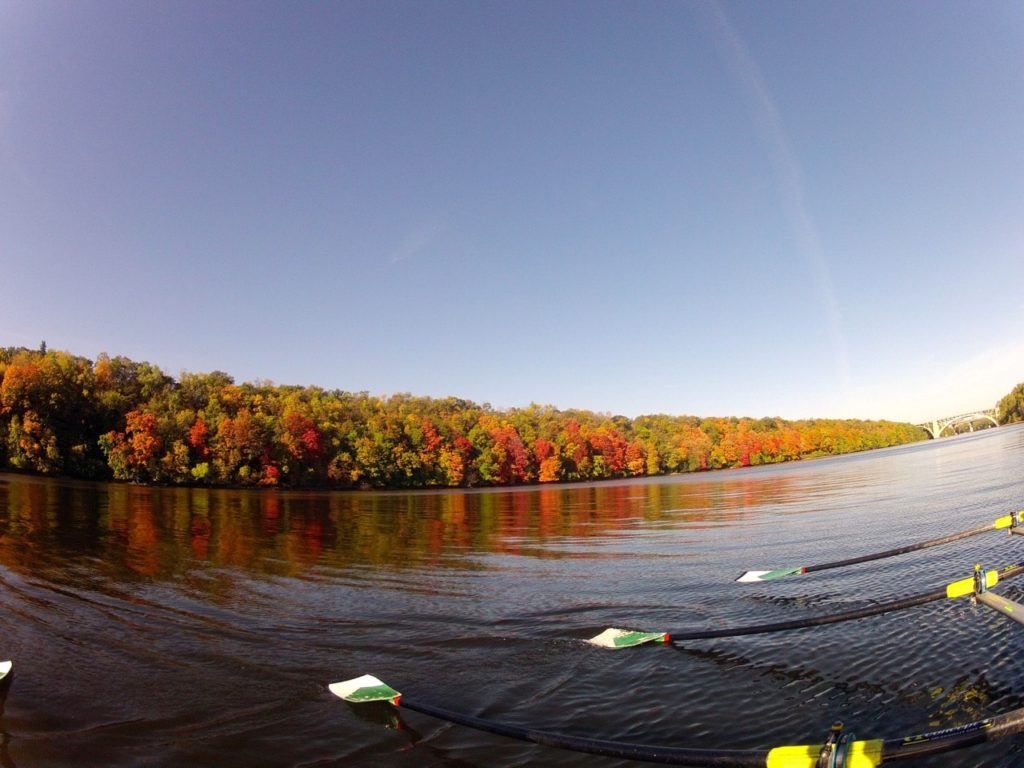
{"left": 736, "top": 566, "right": 804, "bottom": 583}
{"left": 329, "top": 674, "right": 401, "bottom": 703}
{"left": 587, "top": 628, "right": 669, "bottom": 649}
{"left": 0, "top": 660, "right": 10, "bottom": 681}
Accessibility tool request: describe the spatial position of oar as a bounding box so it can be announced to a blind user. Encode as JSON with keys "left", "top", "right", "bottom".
{"left": 585, "top": 562, "right": 1022, "bottom": 647}
{"left": 331, "top": 674, "right": 1024, "bottom": 767}
{"left": 0, "top": 660, "right": 10, "bottom": 681}
{"left": 736, "top": 511, "right": 1023, "bottom": 583}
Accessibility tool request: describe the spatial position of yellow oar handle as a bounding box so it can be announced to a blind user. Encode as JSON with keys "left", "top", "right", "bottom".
{"left": 946, "top": 568, "right": 998, "bottom": 599}
{"left": 766, "top": 739, "right": 882, "bottom": 768}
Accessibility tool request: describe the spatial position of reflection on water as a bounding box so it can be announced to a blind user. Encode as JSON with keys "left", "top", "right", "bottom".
{"left": 0, "top": 426, "right": 1023, "bottom": 767}
{"left": 0, "top": 471, "right": 811, "bottom": 580}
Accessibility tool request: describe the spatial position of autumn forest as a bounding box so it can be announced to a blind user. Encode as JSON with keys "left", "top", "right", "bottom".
{"left": 0, "top": 344, "right": 1011, "bottom": 491}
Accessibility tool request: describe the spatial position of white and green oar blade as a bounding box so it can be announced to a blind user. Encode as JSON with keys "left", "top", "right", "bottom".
{"left": 736, "top": 566, "right": 804, "bottom": 583}
{"left": 587, "top": 628, "right": 669, "bottom": 649}
{"left": 0, "top": 660, "right": 11, "bottom": 681}
{"left": 329, "top": 674, "right": 401, "bottom": 703}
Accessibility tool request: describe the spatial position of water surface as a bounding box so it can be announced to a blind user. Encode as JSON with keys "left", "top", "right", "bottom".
{"left": 2, "top": 425, "right": 1024, "bottom": 767}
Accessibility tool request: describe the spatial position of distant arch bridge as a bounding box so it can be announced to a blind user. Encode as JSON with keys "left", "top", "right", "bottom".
{"left": 917, "top": 409, "right": 999, "bottom": 439}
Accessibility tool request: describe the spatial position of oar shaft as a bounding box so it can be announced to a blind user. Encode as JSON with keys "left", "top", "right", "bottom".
{"left": 677, "top": 562, "right": 1024, "bottom": 642}
{"left": 389, "top": 694, "right": 1024, "bottom": 766}
{"left": 803, "top": 523, "right": 994, "bottom": 574}
{"left": 671, "top": 590, "right": 945, "bottom": 642}
{"left": 400, "top": 698, "right": 769, "bottom": 766}
{"left": 881, "top": 706, "right": 1024, "bottom": 762}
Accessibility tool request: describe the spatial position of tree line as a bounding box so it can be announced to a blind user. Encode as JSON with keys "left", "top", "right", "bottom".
{"left": 997, "top": 382, "right": 1024, "bottom": 426}
{"left": 0, "top": 345, "right": 940, "bottom": 489}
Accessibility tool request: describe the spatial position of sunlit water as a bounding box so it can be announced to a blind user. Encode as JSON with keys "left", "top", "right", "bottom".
{"left": 2, "top": 425, "right": 1024, "bottom": 767}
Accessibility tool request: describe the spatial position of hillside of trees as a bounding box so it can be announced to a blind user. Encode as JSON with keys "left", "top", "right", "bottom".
{"left": 0, "top": 345, "right": 931, "bottom": 489}
{"left": 998, "top": 382, "right": 1024, "bottom": 425}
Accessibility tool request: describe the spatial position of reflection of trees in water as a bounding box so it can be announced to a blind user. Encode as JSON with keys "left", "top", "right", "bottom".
{"left": 0, "top": 471, "right": 802, "bottom": 582}
{"left": 927, "top": 671, "right": 1024, "bottom": 726}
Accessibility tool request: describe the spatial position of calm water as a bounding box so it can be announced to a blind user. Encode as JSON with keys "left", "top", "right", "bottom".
{"left": 2, "top": 425, "right": 1024, "bottom": 767}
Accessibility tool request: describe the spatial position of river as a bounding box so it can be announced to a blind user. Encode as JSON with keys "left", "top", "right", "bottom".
{"left": 2, "top": 424, "right": 1024, "bottom": 767}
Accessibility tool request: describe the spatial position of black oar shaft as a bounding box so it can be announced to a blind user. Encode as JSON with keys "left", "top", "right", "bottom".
{"left": 672, "top": 590, "right": 945, "bottom": 642}
{"left": 674, "top": 563, "right": 1024, "bottom": 643}
{"left": 803, "top": 523, "right": 994, "bottom": 574}
{"left": 881, "top": 706, "right": 1024, "bottom": 761}
{"left": 400, "top": 698, "right": 769, "bottom": 767}
{"left": 396, "top": 695, "right": 1024, "bottom": 766}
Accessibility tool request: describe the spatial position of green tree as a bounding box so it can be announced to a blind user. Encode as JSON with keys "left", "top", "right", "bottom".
{"left": 998, "top": 383, "right": 1024, "bottom": 425}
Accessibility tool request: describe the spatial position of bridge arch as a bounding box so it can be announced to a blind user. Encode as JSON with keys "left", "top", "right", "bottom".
{"left": 918, "top": 409, "right": 999, "bottom": 439}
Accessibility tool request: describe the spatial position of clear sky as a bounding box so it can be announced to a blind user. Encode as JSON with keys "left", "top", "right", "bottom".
{"left": 1, "top": 1, "right": 1022, "bottom": 424}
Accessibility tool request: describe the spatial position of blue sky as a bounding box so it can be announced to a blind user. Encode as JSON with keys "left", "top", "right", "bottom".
{"left": 1, "top": 1, "right": 1022, "bottom": 423}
